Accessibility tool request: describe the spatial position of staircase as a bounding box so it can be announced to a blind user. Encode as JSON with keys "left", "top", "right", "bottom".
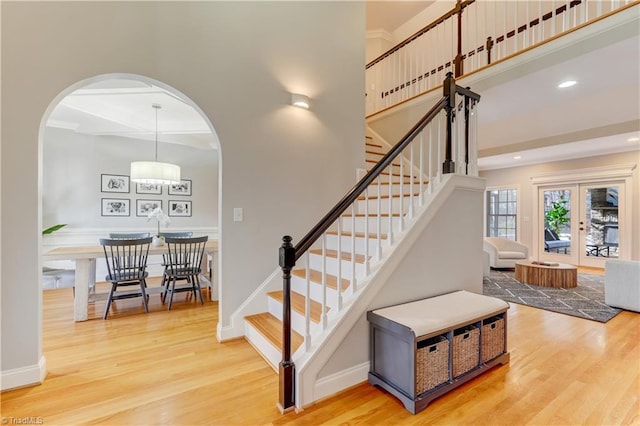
{"left": 243, "top": 135, "right": 420, "bottom": 370}
{"left": 238, "top": 73, "right": 482, "bottom": 410}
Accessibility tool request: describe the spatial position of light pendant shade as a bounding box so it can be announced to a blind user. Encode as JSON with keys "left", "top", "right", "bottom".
{"left": 130, "top": 103, "right": 181, "bottom": 185}
{"left": 131, "top": 161, "right": 181, "bottom": 185}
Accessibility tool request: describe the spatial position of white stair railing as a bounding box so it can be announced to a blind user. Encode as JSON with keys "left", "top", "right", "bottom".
{"left": 366, "top": 0, "right": 636, "bottom": 116}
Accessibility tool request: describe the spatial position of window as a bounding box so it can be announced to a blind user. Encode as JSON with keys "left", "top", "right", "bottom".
{"left": 486, "top": 188, "right": 517, "bottom": 240}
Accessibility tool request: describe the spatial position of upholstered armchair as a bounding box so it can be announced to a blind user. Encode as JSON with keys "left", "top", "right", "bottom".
{"left": 605, "top": 260, "right": 640, "bottom": 312}
{"left": 483, "top": 237, "right": 529, "bottom": 269}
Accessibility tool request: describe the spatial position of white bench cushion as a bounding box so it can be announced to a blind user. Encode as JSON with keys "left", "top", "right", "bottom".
{"left": 371, "top": 290, "right": 509, "bottom": 337}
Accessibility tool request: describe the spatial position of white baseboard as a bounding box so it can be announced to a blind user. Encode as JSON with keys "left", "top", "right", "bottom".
{"left": 1, "top": 356, "right": 47, "bottom": 391}
{"left": 313, "top": 362, "right": 370, "bottom": 402}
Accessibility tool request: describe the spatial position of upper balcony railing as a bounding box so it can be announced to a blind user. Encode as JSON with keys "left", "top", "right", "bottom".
{"left": 365, "top": 0, "right": 637, "bottom": 116}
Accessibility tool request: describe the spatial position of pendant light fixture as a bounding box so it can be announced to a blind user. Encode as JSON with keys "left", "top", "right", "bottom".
{"left": 130, "top": 103, "right": 181, "bottom": 185}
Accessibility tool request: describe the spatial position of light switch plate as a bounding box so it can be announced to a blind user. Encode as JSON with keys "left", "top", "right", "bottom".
{"left": 233, "top": 208, "right": 243, "bottom": 222}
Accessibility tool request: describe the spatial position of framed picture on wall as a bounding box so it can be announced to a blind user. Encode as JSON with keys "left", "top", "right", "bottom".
{"left": 101, "top": 174, "right": 130, "bottom": 193}
{"left": 136, "top": 182, "right": 162, "bottom": 195}
{"left": 168, "top": 179, "right": 192, "bottom": 196}
{"left": 101, "top": 198, "right": 130, "bottom": 216}
{"left": 136, "top": 199, "right": 162, "bottom": 217}
{"left": 168, "top": 200, "right": 192, "bottom": 217}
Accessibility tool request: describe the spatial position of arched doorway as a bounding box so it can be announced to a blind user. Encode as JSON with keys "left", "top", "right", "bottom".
{"left": 39, "top": 73, "right": 222, "bottom": 325}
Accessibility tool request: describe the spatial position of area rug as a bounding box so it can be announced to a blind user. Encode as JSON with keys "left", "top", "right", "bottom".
{"left": 483, "top": 270, "right": 621, "bottom": 323}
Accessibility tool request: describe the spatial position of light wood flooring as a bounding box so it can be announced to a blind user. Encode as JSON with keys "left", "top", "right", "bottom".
{"left": 2, "top": 273, "right": 639, "bottom": 425}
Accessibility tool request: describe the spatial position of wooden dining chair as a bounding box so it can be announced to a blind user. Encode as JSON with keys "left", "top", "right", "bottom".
{"left": 109, "top": 232, "right": 151, "bottom": 239}
{"left": 162, "top": 236, "right": 208, "bottom": 310}
{"left": 158, "top": 232, "right": 193, "bottom": 238}
{"left": 158, "top": 232, "right": 194, "bottom": 289}
{"left": 100, "top": 237, "right": 153, "bottom": 319}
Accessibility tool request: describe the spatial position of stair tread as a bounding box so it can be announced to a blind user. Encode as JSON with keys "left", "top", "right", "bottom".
{"left": 343, "top": 212, "right": 401, "bottom": 217}
{"left": 358, "top": 192, "right": 420, "bottom": 200}
{"left": 376, "top": 170, "right": 416, "bottom": 178}
{"left": 326, "top": 230, "right": 388, "bottom": 240}
{"left": 292, "top": 269, "right": 351, "bottom": 292}
{"left": 372, "top": 177, "right": 428, "bottom": 184}
{"left": 267, "top": 290, "right": 328, "bottom": 323}
{"left": 245, "top": 312, "right": 304, "bottom": 354}
{"left": 365, "top": 150, "right": 385, "bottom": 156}
{"left": 309, "top": 249, "right": 367, "bottom": 263}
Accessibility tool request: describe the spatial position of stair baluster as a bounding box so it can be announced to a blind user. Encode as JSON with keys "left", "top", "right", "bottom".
{"left": 321, "top": 234, "right": 328, "bottom": 330}
{"left": 387, "top": 163, "right": 394, "bottom": 245}
{"left": 376, "top": 177, "right": 382, "bottom": 260}
{"left": 364, "top": 178, "right": 370, "bottom": 276}
{"left": 350, "top": 204, "right": 356, "bottom": 294}
{"left": 399, "top": 154, "right": 405, "bottom": 232}
{"left": 409, "top": 142, "right": 415, "bottom": 219}
{"left": 337, "top": 219, "right": 343, "bottom": 311}
{"left": 304, "top": 251, "right": 311, "bottom": 352}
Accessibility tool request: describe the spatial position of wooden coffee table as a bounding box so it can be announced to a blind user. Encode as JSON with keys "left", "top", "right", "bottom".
{"left": 514, "top": 261, "right": 577, "bottom": 288}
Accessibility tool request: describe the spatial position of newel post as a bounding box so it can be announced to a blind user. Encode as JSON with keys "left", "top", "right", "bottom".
{"left": 454, "top": 0, "right": 464, "bottom": 77}
{"left": 486, "top": 36, "right": 494, "bottom": 65}
{"left": 278, "top": 235, "right": 296, "bottom": 412}
{"left": 442, "top": 72, "right": 456, "bottom": 174}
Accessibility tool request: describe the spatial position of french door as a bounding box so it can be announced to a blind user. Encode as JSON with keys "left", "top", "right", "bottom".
{"left": 538, "top": 182, "right": 625, "bottom": 267}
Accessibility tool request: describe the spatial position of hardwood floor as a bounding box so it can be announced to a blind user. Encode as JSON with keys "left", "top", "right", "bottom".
{"left": 2, "top": 277, "right": 638, "bottom": 425}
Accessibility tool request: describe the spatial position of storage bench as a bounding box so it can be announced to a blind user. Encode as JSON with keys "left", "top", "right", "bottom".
{"left": 367, "top": 290, "right": 509, "bottom": 414}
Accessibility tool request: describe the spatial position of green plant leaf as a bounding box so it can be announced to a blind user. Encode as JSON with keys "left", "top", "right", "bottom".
{"left": 42, "top": 224, "right": 67, "bottom": 235}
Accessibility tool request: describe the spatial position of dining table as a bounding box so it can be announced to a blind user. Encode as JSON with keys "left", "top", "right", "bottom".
{"left": 43, "top": 240, "right": 218, "bottom": 321}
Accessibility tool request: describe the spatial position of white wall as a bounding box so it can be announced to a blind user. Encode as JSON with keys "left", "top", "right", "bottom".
{"left": 480, "top": 151, "right": 640, "bottom": 260}
{"left": 1, "top": 1, "right": 365, "bottom": 389}
{"left": 43, "top": 127, "right": 217, "bottom": 231}
{"left": 392, "top": 1, "right": 455, "bottom": 43}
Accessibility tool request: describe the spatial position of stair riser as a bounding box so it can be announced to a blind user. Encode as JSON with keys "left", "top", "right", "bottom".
{"left": 367, "top": 161, "right": 406, "bottom": 173}
{"left": 308, "top": 254, "right": 365, "bottom": 280}
{"left": 325, "top": 234, "right": 388, "bottom": 254}
{"left": 244, "top": 322, "right": 280, "bottom": 369}
{"left": 290, "top": 275, "right": 340, "bottom": 309}
{"left": 341, "top": 216, "right": 402, "bottom": 234}
{"left": 267, "top": 297, "right": 322, "bottom": 336}
{"left": 355, "top": 197, "right": 417, "bottom": 214}
{"left": 364, "top": 183, "right": 426, "bottom": 196}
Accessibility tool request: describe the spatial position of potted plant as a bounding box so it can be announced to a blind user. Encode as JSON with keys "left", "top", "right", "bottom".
{"left": 147, "top": 207, "right": 171, "bottom": 246}
{"left": 42, "top": 224, "right": 66, "bottom": 235}
{"left": 545, "top": 198, "right": 569, "bottom": 234}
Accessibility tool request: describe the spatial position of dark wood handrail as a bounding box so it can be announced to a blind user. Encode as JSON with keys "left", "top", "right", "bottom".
{"left": 366, "top": 0, "right": 475, "bottom": 69}
{"left": 293, "top": 96, "right": 447, "bottom": 259}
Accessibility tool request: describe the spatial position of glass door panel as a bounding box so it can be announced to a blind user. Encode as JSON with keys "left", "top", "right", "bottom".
{"left": 580, "top": 184, "right": 621, "bottom": 267}
{"left": 539, "top": 186, "right": 578, "bottom": 264}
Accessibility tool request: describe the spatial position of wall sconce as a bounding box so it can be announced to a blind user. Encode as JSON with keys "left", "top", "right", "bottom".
{"left": 291, "top": 93, "right": 310, "bottom": 109}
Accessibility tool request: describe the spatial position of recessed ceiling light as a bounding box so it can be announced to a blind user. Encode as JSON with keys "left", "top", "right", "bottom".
{"left": 558, "top": 80, "right": 577, "bottom": 88}
{"left": 628, "top": 137, "right": 639, "bottom": 142}
{"left": 513, "top": 155, "right": 522, "bottom": 160}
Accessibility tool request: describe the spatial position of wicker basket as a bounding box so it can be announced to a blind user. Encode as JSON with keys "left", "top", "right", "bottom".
{"left": 452, "top": 326, "right": 479, "bottom": 377}
{"left": 482, "top": 316, "right": 505, "bottom": 362}
{"left": 415, "top": 335, "right": 449, "bottom": 395}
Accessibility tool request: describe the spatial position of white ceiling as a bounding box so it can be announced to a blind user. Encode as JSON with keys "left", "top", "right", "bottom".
{"left": 366, "top": 1, "right": 434, "bottom": 33}
{"left": 475, "top": 32, "right": 640, "bottom": 170}
{"left": 47, "top": 79, "right": 215, "bottom": 150}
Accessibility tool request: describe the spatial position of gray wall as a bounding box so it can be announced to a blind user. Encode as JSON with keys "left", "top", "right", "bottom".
{"left": 1, "top": 1, "right": 365, "bottom": 385}
{"left": 43, "top": 127, "right": 217, "bottom": 231}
